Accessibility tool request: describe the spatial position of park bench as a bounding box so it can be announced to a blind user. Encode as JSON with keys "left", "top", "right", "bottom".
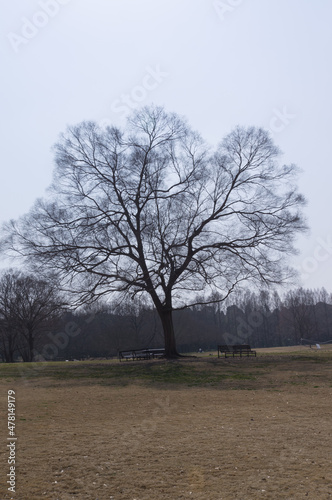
{"left": 118, "top": 348, "right": 165, "bottom": 361}
{"left": 146, "top": 348, "right": 166, "bottom": 358}
{"left": 118, "top": 350, "right": 136, "bottom": 361}
{"left": 217, "top": 344, "right": 256, "bottom": 358}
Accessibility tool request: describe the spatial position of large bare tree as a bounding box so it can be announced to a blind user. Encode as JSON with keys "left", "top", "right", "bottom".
{"left": 2, "top": 106, "right": 306, "bottom": 357}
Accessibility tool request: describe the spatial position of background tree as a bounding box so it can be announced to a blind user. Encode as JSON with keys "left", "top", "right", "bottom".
{"left": 284, "top": 287, "right": 318, "bottom": 344}
{"left": 2, "top": 106, "right": 306, "bottom": 357}
{"left": 0, "top": 272, "right": 21, "bottom": 362}
{"left": 0, "top": 270, "right": 64, "bottom": 362}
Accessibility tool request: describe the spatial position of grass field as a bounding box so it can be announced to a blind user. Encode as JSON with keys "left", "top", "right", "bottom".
{"left": 0, "top": 346, "right": 332, "bottom": 499}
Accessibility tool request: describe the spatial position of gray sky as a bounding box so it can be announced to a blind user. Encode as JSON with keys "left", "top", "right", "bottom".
{"left": 1, "top": 0, "right": 331, "bottom": 290}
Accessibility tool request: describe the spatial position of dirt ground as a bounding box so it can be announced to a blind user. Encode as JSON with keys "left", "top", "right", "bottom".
{"left": 1, "top": 348, "right": 332, "bottom": 499}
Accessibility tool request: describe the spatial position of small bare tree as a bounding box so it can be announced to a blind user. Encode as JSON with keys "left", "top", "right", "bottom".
{"left": 2, "top": 106, "right": 306, "bottom": 357}
{"left": 284, "top": 288, "right": 317, "bottom": 344}
{"left": 0, "top": 271, "right": 26, "bottom": 362}
{"left": 0, "top": 272, "right": 20, "bottom": 362}
{"left": 0, "top": 270, "right": 64, "bottom": 362}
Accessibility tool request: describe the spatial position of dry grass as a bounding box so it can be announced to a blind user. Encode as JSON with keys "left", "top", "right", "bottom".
{"left": 0, "top": 346, "right": 332, "bottom": 499}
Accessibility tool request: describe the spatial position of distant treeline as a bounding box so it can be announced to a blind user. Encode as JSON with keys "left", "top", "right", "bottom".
{"left": 30, "top": 287, "right": 332, "bottom": 361}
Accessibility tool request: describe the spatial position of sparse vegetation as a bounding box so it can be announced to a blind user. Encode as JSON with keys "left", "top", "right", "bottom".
{"left": 1, "top": 346, "right": 331, "bottom": 499}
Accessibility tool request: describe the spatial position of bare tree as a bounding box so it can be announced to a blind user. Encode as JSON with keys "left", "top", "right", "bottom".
{"left": 0, "top": 272, "right": 20, "bottom": 362}
{"left": 0, "top": 270, "right": 64, "bottom": 362}
{"left": 284, "top": 287, "right": 317, "bottom": 344}
{"left": 2, "top": 106, "right": 306, "bottom": 357}
{"left": 0, "top": 271, "right": 28, "bottom": 362}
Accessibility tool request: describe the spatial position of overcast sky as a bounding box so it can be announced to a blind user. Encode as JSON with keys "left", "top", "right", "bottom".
{"left": 1, "top": 0, "right": 331, "bottom": 291}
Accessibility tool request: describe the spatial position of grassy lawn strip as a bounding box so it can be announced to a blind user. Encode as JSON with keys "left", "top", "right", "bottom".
{"left": 0, "top": 351, "right": 331, "bottom": 389}
{"left": 0, "top": 359, "right": 258, "bottom": 386}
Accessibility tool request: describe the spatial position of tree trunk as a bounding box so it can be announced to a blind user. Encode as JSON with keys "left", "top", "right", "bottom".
{"left": 158, "top": 308, "right": 179, "bottom": 358}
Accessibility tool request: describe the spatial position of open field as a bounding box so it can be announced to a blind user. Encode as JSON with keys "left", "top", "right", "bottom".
{"left": 0, "top": 346, "right": 332, "bottom": 499}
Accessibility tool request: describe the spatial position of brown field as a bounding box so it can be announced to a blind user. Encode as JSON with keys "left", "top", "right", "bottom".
{"left": 1, "top": 345, "right": 332, "bottom": 499}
